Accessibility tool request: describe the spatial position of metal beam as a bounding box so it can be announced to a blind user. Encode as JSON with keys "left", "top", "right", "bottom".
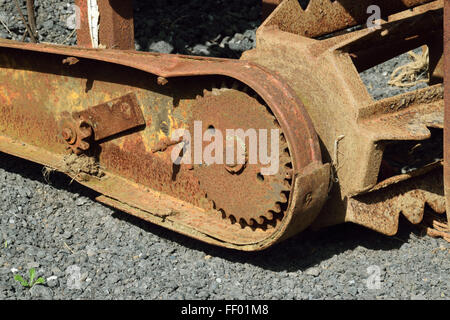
{"left": 75, "top": 0, "right": 134, "bottom": 50}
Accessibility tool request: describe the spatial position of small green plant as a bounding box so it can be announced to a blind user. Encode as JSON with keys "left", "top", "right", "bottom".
{"left": 14, "top": 268, "right": 45, "bottom": 288}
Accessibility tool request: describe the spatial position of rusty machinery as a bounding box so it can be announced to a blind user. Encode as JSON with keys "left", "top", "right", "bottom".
{"left": 0, "top": 0, "right": 448, "bottom": 250}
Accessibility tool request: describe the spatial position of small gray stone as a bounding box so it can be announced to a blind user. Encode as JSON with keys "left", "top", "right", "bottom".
{"left": 75, "top": 197, "right": 88, "bottom": 206}
{"left": 305, "top": 267, "right": 321, "bottom": 277}
{"left": 36, "top": 250, "right": 46, "bottom": 259}
{"left": 30, "top": 285, "right": 53, "bottom": 300}
{"left": 62, "top": 231, "right": 72, "bottom": 239}
{"left": 47, "top": 278, "right": 58, "bottom": 288}
{"left": 148, "top": 41, "right": 174, "bottom": 54}
{"left": 191, "top": 44, "right": 210, "bottom": 56}
{"left": 42, "top": 20, "right": 54, "bottom": 30}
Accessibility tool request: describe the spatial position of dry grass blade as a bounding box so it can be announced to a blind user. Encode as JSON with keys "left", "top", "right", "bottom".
{"left": 62, "top": 29, "right": 76, "bottom": 45}
{"left": 0, "top": 16, "right": 13, "bottom": 37}
{"left": 388, "top": 47, "right": 429, "bottom": 88}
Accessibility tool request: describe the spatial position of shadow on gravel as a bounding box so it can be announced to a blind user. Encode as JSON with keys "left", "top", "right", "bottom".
{"left": 112, "top": 209, "right": 424, "bottom": 272}
{"left": 0, "top": 151, "right": 427, "bottom": 272}
{"left": 0, "top": 152, "right": 100, "bottom": 201}
{"left": 133, "top": 0, "right": 261, "bottom": 58}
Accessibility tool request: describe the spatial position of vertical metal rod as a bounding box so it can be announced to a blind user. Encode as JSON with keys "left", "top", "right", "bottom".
{"left": 75, "top": 0, "right": 134, "bottom": 50}
{"left": 445, "top": 0, "right": 449, "bottom": 227}
{"left": 26, "top": 0, "right": 36, "bottom": 38}
{"left": 13, "top": 0, "right": 36, "bottom": 43}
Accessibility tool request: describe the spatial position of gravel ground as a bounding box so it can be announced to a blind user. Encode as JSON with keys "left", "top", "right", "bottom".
{"left": 0, "top": 1, "right": 448, "bottom": 300}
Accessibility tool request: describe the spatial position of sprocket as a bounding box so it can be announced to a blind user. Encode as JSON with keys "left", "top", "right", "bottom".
{"left": 190, "top": 82, "right": 293, "bottom": 226}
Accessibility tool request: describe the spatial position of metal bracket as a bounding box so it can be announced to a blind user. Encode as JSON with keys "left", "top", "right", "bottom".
{"left": 62, "top": 92, "right": 145, "bottom": 154}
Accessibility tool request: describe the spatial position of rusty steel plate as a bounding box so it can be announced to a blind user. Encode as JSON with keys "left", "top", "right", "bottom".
{"left": 73, "top": 92, "right": 145, "bottom": 141}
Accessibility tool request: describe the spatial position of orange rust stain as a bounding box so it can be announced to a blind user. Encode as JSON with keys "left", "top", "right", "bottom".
{"left": 99, "top": 134, "right": 206, "bottom": 208}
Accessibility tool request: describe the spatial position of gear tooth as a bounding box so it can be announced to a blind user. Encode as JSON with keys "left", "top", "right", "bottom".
{"left": 285, "top": 169, "right": 293, "bottom": 180}
{"left": 211, "top": 88, "right": 222, "bottom": 96}
{"left": 266, "top": 222, "right": 276, "bottom": 230}
{"left": 257, "top": 216, "right": 265, "bottom": 225}
{"left": 272, "top": 203, "right": 282, "bottom": 213}
{"left": 79, "top": 141, "right": 90, "bottom": 151}
{"left": 279, "top": 154, "right": 291, "bottom": 164}
{"left": 280, "top": 193, "right": 288, "bottom": 203}
{"left": 266, "top": 211, "right": 274, "bottom": 220}
{"left": 281, "top": 150, "right": 290, "bottom": 160}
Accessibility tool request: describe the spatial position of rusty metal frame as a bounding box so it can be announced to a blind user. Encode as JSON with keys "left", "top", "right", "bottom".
{"left": 75, "top": 0, "right": 134, "bottom": 49}
{"left": 0, "top": 0, "right": 447, "bottom": 249}
{"left": 245, "top": 0, "right": 446, "bottom": 235}
{"left": 445, "top": 0, "right": 449, "bottom": 227}
{"left": 263, "top": 0, "right": 436, "bottom": 38}
{"left": 0, "top": 39, "right": 330, "bottom": 250}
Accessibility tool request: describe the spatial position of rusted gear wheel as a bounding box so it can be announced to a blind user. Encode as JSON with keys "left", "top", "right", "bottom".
{"left": 190, "top": 83, "right": 292, "bottom": 226}
{"left": 61, "top": 118, "right": 93, "bottom": 155}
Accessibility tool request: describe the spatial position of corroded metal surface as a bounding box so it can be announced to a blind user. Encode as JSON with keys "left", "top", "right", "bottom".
{"left": 75, "top": 0, "right": 134, "bottom": 49}
{"left": 0, "top": 1, "right": 446, "bottom": 248}
{"left": 263, "top": 0, "right": 436, "bottom": 38}
{"left": 245, "top": 1, "right": 446, "bottom": 235}
{"left": 60, "top": 116, "right": 93, "bottom": 155}
{"left": 357, "top": 85, "right": 444, "bottom": 141}
{"left": 189, "top": 85, "right": 291, "bottom": 226}
{"left": 346, "top": 167, "right": 445, "bottom": 235}
{"left": 262, "top": 0, "right": 282, "bottom": 19}
{"left": 73, "top": 92, "right": 145, "bottom": 142}
{"left": 0, "top": 39, "right": 329, "bottom": 250}
{"left": 445, "top": 0, "right": 450, "bottom": 227}
{"left": 61, "top": 93, "right": 145, "bottom": 154}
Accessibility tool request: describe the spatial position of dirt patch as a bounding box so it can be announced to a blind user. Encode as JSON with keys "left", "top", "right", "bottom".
{"left": 60, "top": 153, "right": 104, "bottom": 182}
